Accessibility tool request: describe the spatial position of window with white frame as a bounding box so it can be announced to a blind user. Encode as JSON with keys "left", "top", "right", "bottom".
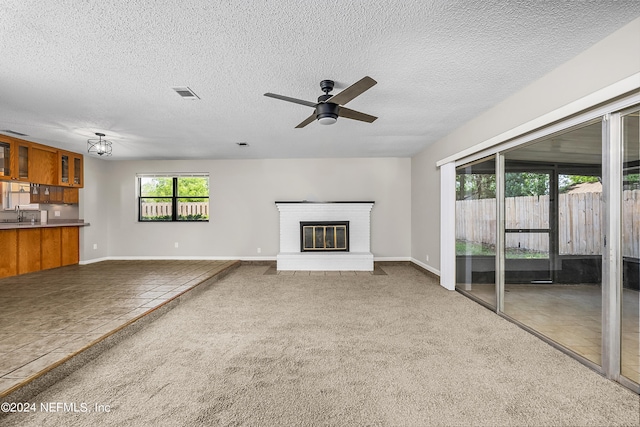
{"left": 137, "top": 173, "right": 209, "bottom": 222}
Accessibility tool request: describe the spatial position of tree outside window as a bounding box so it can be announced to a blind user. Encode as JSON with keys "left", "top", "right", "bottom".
{"left": 138, "top": 175, "right": 209, "bottom": 222}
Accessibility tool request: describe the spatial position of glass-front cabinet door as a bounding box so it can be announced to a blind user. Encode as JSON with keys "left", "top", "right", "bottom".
{"left": 14, "top": 142, "right": 30, "bottom": 181}
{"left": 0, "top": 140, "right": 10, "bottom": 180}
{"left": 73, "top": 156, "right": 82, "bottom": 186}
{"left": 58, "top": 151, "right": 83, "bottom": 187}
{"left": 0, "top": 139, "right": 30, "bottom": 181}
{"left": 59, "top": 152, "right": 69, "bottom": 185}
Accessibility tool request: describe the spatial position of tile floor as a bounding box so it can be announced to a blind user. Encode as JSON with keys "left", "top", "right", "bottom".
{"left": 263, "top": 264, "right": 388, "bottom": 276}
{"left": 0, "top": 259, "right": 238, "bottom": 397}
{"left": 462, "top": 283, "right": 639, "bottom": 384}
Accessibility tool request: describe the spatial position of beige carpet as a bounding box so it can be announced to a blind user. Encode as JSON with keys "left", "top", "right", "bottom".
{"left": 2, "top": 265, "right": 638, "bottom": 426}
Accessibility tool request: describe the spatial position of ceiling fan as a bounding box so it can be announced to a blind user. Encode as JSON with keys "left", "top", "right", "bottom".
{"left": 264, "top": 76, "right": 377, "bottom": 128}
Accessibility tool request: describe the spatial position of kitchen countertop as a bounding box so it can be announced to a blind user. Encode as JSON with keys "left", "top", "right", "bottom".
{"left": 0, "top": 220, "right": 90, "bottom": 230}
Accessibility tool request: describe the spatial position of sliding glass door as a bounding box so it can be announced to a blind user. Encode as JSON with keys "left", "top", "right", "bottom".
{"left": 455, "top": 157, "right": 497, "bottom": 308}
{"left": 501, "top": 120, "right": 604, "bottom": 366}
{"left": 452, "top": 102, "right": 640, "bottom": 391}
{"left": 621, "top": 108, "right": 639, "bottom": 384}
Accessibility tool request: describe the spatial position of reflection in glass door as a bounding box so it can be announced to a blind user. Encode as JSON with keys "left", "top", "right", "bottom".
{"left": 621, "top": 108, "right": 639, "bottom": 385}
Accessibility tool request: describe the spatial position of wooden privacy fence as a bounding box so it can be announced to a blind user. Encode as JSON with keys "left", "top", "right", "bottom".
{"left": 456, "top": 190, "right": 640, "bottom": 258}
{"left": 141, "top": 202, "right": 209, "bottom": 218}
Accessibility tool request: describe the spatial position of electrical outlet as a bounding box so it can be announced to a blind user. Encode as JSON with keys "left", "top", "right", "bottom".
{"left": 174, "top": 242, "right": 179, "bottom": 248}
{"left": 54, "top": 211, "right": 60, "bottom": 217}
{"left": 93, "top": 244, "right": 98, "bottom": 250}
{"left": 426, "top": 254, "right": 429, "bottom": 262}
{"left": 257, "top": 247, "right": 261, "bottom": 254}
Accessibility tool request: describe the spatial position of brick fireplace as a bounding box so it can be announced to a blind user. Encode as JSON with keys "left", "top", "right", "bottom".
{"left": 275, "top": 201, "right": 374, "bottom": 271}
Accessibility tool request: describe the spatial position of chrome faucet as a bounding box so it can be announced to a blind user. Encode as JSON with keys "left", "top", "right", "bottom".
{"left": 15, "top": 205, "right": 21, "bottom": 222}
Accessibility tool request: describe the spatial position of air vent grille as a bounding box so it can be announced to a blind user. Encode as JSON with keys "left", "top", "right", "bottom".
{"left": 172, "top": 87, "right": 200, "bottom": 100}
{"left": 1, "top": 129, "right": 28, "bottom": 136}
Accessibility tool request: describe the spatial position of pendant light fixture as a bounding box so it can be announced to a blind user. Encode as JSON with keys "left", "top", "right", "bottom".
{"left": 87, "top": 132, "right": 113, "bottom": 156}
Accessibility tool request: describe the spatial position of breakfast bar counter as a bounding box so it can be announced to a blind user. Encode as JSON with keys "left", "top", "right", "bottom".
{"left": 0, "top": 221, "right": 89, "bottom": 278}
{"left": 0, "top": 220, "right": 89, "bottom": 230}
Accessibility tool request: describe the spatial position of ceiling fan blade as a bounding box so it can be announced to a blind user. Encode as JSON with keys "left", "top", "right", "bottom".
{"left": 326, "top": 76, "right": 377, "bottom": 106}
{"left": 295, "top": 112, "right": 317, "bottom": 128}
{"left": 264, "top": 93, "right": 317, "bottom": 108}
{"left": 338, "top": 106, "right": 377, "bottom": 123}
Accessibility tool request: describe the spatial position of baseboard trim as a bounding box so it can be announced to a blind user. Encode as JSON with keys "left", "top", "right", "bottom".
{"left": 373, "top": 256, "right": 412, "bottom": 262}
{"left": 79, "top": 257, "right": 110, "bottom": 265}
{"left": 410, "top": 258, "right": 440, "bottom": 277}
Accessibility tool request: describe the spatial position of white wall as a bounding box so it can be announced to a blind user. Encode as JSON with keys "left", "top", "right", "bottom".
{"left": 411, "top": 17, "right": 640, "bottom": 274}
{"left": 79, "top": 155, "right": 111, "bottom": 262}
{"left": 81, "top": 157, "right": 411, "bottom": 261}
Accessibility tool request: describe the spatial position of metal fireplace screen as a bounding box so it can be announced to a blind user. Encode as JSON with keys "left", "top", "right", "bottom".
{"left": 300, "top": 221, "right": 349, "bottom": 252}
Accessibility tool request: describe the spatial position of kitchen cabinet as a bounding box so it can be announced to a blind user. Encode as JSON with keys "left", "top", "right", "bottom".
{"left": 0, "top": 140, "right": 9, "bottom": 180}
{"left": 58, "top": 151, "right": 83, "bottom": 188}
{"left": 48, "top": 186, "right": 63, "bottom": 204}
{"left": 61, "top": 226, "right": 79, "bottom": 266}
{"left": 30, "top": 184, "right": 40, "bottom": 203}
{"left": 0, "top": 138, "right": 31, "bottom": 182}
{"left": 18, "top": 228, "right": 41, "bottom": 274}
{"left": 63, "top": 187, "right": 79, "bottom": 204}
{"left": 41, "top": 228, "right": 62, "bottom": 270}
{"left": 30, "top": 145, "right": 58, "bottom": 185}
{"left": 0, "top": 223, "right": 85, "bottom": 278}
{"left": 30, "top": 185, "right": 64, "bottom": 204}
{"left": 0, "top": 229, "right": 18, "bottom": 278}
{"left": 1, "top": 136, "right": 84, "bottom": 188}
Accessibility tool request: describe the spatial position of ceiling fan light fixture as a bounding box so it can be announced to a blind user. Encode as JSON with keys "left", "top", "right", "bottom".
{"left": 317, "top": 116, "right": 337, "bottom": 125}
{"left": 316, "top": 102, "right": 339, "bottom": 125}
{"left": 87, "top": 132, "right": 113, "bottom": 157}
{"left": 264, "top": 76, "right": 377, "bottom": 128}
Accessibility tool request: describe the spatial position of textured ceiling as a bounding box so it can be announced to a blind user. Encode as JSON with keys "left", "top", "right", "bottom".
{"left": 0, "top": 1, "right": 639, "bottom": 160}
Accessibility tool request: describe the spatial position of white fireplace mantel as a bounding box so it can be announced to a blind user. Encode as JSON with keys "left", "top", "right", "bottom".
{"left": 275, "top": 201, "right": 375, "bottom": 271}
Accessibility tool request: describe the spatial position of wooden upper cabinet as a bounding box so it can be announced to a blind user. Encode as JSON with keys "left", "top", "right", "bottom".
{"left": 1, "top": 135, "right": 84, "bottom": 188}
{"left": 30, "top": 145, "right": 58, "bottom": 185}
{"left": 58, "top": 150, "right": 83, "bottom": 188}
{"left": 63, "top": 187, "right": 79, "bottom": 204}
{"left": 13, "top": 141, "right": 31, "bottom": 181}
{"left": 48, "top": 186, "right": 64, "bottom": 204}
{"left": 0, "top": 137, "right": 31, "bottom": 182}
{"left": 30, "top": 185, "right": 78, "bottom": 204}
{"left": 0, "top": 139, "right": 12, "bottom": 181}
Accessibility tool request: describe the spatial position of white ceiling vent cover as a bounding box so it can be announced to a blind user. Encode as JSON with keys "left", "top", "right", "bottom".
{"left": 1, "top": 129, "right": 28, "bottom": 136}
{"left": 172, "top": 87, "right": 200, "bottom": 100}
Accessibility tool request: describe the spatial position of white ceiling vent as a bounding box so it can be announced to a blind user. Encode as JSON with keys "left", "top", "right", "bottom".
{"left": 172, "top": 87, "right": 200, "bottom": 100}
{"left": 1, "top": 129, "right": 28, "bottom": 136}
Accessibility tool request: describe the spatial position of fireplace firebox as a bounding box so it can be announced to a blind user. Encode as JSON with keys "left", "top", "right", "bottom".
{"left": 300, "top": 221, "right": 349, "bottom": 252}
